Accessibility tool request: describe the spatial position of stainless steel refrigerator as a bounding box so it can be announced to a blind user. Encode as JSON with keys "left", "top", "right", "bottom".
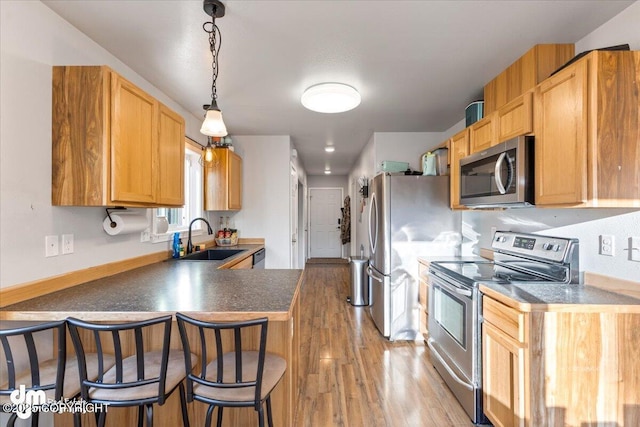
{"left": 366, "top": 173, "right": 461, "bottom": 340}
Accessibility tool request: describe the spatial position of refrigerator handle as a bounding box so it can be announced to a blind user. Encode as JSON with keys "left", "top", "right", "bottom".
{"left": 366, "top": 265, "right": 384, "bottom": 283}
{"left": 368, "top": 192, "right": 377, "bottom": 255}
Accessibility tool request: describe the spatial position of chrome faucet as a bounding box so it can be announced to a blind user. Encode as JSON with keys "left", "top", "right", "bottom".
{"left": 187, "top": 217, "right": 214, "bottom": 254}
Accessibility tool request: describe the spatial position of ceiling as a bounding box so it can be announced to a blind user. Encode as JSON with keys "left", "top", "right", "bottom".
{"left": 42, "top": 0, "right": 634, "bottom": 175}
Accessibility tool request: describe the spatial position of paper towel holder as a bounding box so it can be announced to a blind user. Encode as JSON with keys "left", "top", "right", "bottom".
{"left": 105, "top": 207, "right": 127, "bottom": 229}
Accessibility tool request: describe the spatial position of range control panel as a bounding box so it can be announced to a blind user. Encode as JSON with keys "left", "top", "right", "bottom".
{"left": 492, "top": 231, "right": 578, "bottom": 263}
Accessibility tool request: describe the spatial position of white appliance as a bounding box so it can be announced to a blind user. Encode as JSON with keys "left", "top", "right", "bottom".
{"left": 366, "top": 173, "right": 461, "bottom": 340}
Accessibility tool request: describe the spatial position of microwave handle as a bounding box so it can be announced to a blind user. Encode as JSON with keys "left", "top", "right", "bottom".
{"left": 494, "top": 152, "right": 507, "bottom": 194}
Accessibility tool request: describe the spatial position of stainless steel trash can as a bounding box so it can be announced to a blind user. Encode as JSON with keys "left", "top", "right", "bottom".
{"left": 348, "top": 256, "right": 369, "bottom": 306}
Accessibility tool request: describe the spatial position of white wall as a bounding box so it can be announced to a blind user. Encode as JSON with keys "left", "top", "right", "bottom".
{"left": 0, "top": 1, "right": 205, "bottom": 288}
{"left": 348, "top": 135, "right": 376, "bottom": 257}
{"left": 227, "top": 136, "right": 292, "bottom": 269}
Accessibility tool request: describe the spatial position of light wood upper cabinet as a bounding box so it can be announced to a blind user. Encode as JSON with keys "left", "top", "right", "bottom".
{"left": 534, "top": 51, "right": 640, "bottom": 207}
{"left": 484, "top": 44, "right": 574, "bottom": 115}
{"left": 204, "top": 147, "right": 243, "bottom": 211}
{"left": 449, "top": 129, "right": 469, "bottom": 209}
{"left": 496, "top": 91, "right": 533, "bottom": 142}
{"left": 52, "top": 66, "right": 185, "bottom": 207}
{"left": 110, "top": 73, "right": 158, "bottom": 204}
{"left": 469, "top": 111, "right": 497, "bottom": 153}
{"left": 156, "top": 105, "right": 185, "bottom": 205}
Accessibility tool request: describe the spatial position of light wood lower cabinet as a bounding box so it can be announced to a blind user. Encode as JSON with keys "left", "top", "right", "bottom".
{"left": 482, "top": 294, "right": 640, "bottom": 426}
{"left": 229, "top": 255, "right": 253, "bottom": 270}
{"left": 204, "top": 148, "right": 242, "bottom": 211}
{"left": 418, "top": 262, "right": 429, "bottom": 340}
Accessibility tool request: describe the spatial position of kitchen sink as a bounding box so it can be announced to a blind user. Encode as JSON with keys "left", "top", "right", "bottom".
{"left": 179, "top": 249, "right": 245, "bottom": 261}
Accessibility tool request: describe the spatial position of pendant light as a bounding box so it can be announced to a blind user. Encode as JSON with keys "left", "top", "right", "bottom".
{"left": 200, "top": 0, "right": 228, "bottom": 137}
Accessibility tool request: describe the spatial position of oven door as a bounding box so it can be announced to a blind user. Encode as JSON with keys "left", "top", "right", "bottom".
{"left": 427, "top": 273, "right": 473, "bottom": 382}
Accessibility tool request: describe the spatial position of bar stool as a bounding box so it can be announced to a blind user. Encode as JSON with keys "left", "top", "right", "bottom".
{"left": 0, "top": 320, "right": 114, "bottom": 427}
{"left": 175, "top": 313, "right": 287, "bottom": 427}
{"left": 66, "top": 315, "right": 196, "bottom": 427}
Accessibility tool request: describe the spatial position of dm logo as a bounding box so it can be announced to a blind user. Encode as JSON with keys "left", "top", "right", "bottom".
{"left": 9, "top": 385, "right": 46, "bottom": 419}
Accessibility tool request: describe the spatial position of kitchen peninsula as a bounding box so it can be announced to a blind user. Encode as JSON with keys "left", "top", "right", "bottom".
{"left": 0, "top": 261, "right": 303, "bottom": 427}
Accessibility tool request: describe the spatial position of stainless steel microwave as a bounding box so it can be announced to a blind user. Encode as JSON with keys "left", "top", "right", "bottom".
{"left": 459, "top": 136, "right": 534, "bottom": 207}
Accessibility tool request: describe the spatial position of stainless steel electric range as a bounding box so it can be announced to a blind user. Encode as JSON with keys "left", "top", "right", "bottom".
{"left": 427, "top": 231, "right": 579, "bottom": 424}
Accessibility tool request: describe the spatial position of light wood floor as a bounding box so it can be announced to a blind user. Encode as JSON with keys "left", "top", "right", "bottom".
{"left": 295, "top": 263, "right": 475, "bottom": 427}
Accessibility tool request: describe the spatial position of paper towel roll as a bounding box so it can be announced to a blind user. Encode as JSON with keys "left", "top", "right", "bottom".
{"left": 103, "top": 213, "right": 149, "bottom": 236}
{"left": 156, "top": 216, "right": 169, "bottom": 234}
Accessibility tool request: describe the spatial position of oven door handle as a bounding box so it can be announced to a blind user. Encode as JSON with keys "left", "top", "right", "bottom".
{"left": 427, "top": 338, "right": 473, "bottom": 391}
{"left": 431, "top": 274, "right": 472, "bottom": 297}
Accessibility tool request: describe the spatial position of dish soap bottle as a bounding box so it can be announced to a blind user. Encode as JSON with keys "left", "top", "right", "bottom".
{"left": 172, "top": 233, "right": 180, "bottom": 258}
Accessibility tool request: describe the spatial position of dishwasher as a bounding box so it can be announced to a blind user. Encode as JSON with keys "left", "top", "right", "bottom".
{"left": 252, "top": 248, "right": 266, "bottom": 269}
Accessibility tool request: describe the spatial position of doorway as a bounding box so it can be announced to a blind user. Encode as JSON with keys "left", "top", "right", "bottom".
{"left": 308, "top": 188, "right": 343, "bottom": 258}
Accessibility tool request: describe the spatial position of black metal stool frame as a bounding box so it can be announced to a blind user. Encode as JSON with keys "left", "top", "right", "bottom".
{"left": 0, "top": 320, "right": 67, "bottom": 427}
{"left": 66, "top": 315, "right": 189, "bottom": 427}
{"left": 176, "top": 313, "right": 278, "bottom": 427}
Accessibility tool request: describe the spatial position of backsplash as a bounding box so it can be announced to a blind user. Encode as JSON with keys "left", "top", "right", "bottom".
{"left": 462, "top": 208, "right": 640, "bottom": 282}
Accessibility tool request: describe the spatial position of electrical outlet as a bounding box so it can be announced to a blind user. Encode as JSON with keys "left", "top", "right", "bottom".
{"left": 140, "top": 230, "right": 150, "bottom": 243}
{"left": 630, "top": 236, "right": 640, "bottom": 262}
{"left": 599, "top": 234, "right": 615, "bottom": 256}
{"left": 62, "top": 234, "right": 74, "bottom": 254}
{"left": 45, "top": 235, "right": 59, "bottom": 257}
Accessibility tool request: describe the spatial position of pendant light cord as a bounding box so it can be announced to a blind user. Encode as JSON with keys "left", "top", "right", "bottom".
{"left": 203, "top": 11, "right": 222, "bottom": 103}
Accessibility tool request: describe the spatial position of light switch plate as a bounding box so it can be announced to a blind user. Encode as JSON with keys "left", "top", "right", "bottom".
{"left": 45, "top": 235, "right": 59, "bottom": 257}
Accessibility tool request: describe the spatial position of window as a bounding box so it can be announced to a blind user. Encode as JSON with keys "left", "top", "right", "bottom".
{"left": 152, "top": 140, "right": 203, "bottom": 241}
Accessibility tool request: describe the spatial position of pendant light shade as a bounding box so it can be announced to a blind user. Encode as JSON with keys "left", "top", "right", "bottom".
{"left": 301, "top": 83, "right": 361, "bottom": 113}
{"left": 200, "top": 104, "right": 228, "bottom": 137}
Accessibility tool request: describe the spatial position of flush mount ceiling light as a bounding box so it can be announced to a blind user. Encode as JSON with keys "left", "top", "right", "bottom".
{"left": 301, "top": 83, "right": 361, "bottom": 113}
{"left": 324, "top": 146, "right": 335, "bottom": 153}
{"left": 324, "top": 169, "right": 332, "bottom": 175}
{"left": 200, "top": 0, "right": 228, "bottom": 137}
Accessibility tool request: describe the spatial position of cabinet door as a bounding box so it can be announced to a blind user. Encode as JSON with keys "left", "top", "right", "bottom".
{"left": 483, "top": 322, "right": 526, "bottom": 427}
{"left": 469, "top": 112, "right": 497, "bottom": 153}
{"left": 110, "top": 73, "right": 158, "bottom": 204}
{"left": 227, "top": 150, "right": 242, "bottom": 210}
{"left": 204, "top": 148, "right": 242, "bottom": 211}
{"left": 534, "top": 61, "right": 588, "bottom": 205}
{"left": 229, "top": 256, "right": 253, "bottom": 270}
{"left": 156, "top": 104, "right": 185, "bottom": 206}
{"left": 449, "top": 129, "right": 469, "bottom": 209}
{"left": 496, "top": 91, "right": 533, "bottom": 142}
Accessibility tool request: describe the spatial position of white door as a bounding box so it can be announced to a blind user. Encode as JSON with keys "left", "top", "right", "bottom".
{"left": 309, "top": 188, "right": 342, "bottom": 258}
{"left": 290, "top": 164, "right": 298, "bottom": 269}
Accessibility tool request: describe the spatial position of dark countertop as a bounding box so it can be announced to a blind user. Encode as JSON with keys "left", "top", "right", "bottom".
{"left": 0, "top": 257, "right": 303, "bottom": 321}
{"left": 480, "top": 282, "right": 640, "bottom": 313}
